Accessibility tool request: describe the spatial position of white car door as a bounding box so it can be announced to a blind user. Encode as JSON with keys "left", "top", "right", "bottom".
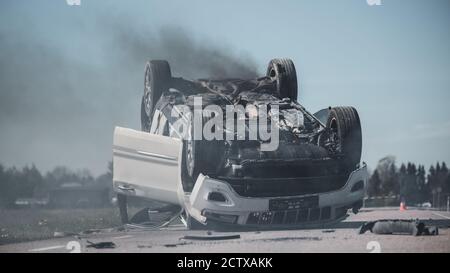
{"left": 113, "top": 126, "right": 182, "bottom": 205}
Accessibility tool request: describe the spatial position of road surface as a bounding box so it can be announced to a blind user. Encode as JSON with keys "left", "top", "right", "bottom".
{"left": 1, "top": 208, "right": 449, "bottom": 253}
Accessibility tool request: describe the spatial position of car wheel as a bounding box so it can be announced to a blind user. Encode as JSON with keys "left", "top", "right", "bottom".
{"left": 141, "top": 60, "right": 172, "bottom": 132}
{"left": 117, "top": 193, "right": 129, "bottom": 224}
{"left": 140, "top": 96, "right": 151, "bottom": 132}
{"left": 325, "top": 106, "right": 362, "bottom": 171}
{"left": 266, "top": 58, "right": 298, "bottom": 101}
{"left": 181, "top": 114, "right": 223, "bottom": 191}
{"left": 181, "top": 116, "right": 204, "bottom": 191}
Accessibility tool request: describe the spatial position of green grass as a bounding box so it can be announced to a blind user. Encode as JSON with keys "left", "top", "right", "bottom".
{"left": 0, "top": 207, "right": 123, "bottom": 245}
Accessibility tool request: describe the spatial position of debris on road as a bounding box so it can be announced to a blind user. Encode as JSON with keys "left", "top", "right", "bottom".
{"left": 182, "top": 234, "right": 241, "bottom": 241}
{"left": 86, "top": 240, "right": 116, "bottom": 249}
{"left": 124, "top": 206, "right": 183, "bottom": 231}
{"left": 164, "top": 241, "right": 192, "bottom": 248}
{"left": 137, "top": 245, "right": 152, "bottom": 249}
{"left": 322, "top": 229, "right": 335, "bottom": 233}
{"left": 53, "top": 231, "right": 77, "bottom": 238}
{"left": 164, "top": 244, "right": 178, "bottom": 248}
{"left": 257, "top": 236, "right": 321, "bottom": 242}
{"left": 359, "top": 219, "right": 439, "bottom": 236}
{"left": 53, "top": 227, "right": 121, "bottom": 238}
{"left": 130, "top": 205, "right": 180, "bottom": 225}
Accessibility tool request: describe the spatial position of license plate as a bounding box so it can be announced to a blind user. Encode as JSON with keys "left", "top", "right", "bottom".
{"left": 269, "top": 196, "right": 319, "bottom": 211}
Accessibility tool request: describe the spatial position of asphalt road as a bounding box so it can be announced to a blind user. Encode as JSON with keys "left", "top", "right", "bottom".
{"left": 1, "top": 208, "right": 449, "bottom": 253}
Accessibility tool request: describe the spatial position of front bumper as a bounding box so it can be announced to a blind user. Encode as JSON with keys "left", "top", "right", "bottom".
{"left": 186, "top": 163, "right": 368, "bottom": 227}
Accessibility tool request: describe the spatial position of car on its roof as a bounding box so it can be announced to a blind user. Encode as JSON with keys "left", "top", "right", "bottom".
{"left": 113, "top": 58, "right": 368, "bottom": 229}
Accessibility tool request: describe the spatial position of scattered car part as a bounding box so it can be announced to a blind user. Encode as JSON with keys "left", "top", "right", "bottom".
{"left": 53, "top": 231, "right": 77, "bottom": 238}
{"left": 359, "top": 219, "right": 439, "bottom": 236}
{"left": 125, "top": 207, "right": 184, "bottom": 230}
{"left": 86, "top": 240, "right": 116, "bottom": 249}
{"left": 128, "top": 204, "right": 181, "bottom": 224}
{"left": 182, "top": 234, "right": 241, "bottom": 241}
{"left": 322, "top": 229, "right": 335, "bottom": 233}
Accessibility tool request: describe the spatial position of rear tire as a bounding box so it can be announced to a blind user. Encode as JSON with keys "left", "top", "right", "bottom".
{"left": 325, "top": 106, "right": 362, "bottom": 171}
{"left": 141, "top": 60, "right": 172, "bottom": 132}
{"left": 266, "top": 58, "right": 298, "bottom": 101}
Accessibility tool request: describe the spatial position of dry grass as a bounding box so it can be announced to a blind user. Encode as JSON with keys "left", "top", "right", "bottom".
{"left": 0, "top": 207, "right": 122, "bottom": 245}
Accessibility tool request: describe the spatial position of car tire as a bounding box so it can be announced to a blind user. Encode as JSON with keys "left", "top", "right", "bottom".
{"left": 266, "top": 58, "right": 298, "bottom": 101}
{"left": 140, "top": 96, "right": 151, "bottom": 132}
{"left": 181, "top": 114, "right": 223, "bottom": 191}
{"left": 117, "top": 193, "right": 129, "bottom": 224}
{"left": 141, "top": 60, "right": 172, "bottom": 132}
{"left": 325, "top": 106, "right": 362, "bottom": 171}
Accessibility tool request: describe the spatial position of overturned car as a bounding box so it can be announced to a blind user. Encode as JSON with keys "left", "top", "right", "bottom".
{"left": 113, "top": 58, "right": 368, "bottom": 229}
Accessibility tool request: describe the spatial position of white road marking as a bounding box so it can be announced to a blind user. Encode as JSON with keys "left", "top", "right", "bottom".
{"left": 112, "top": 235, "right": 133, "bottom": 239}
{"left": 432, "top": 212, "right": 450, "bottom": 220}
{"left": 29, "top": 245, "right": 65, "bottom": 252}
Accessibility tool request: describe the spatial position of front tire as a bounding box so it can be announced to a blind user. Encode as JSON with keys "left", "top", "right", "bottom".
{"left": 181, "top": 114, "right": 223, "bottom": 191}
{"left": 141, "top": 96, "right": 151, "bottom": 132}
{"left": 141, "top": 60, "right": 172, "bottom": 132}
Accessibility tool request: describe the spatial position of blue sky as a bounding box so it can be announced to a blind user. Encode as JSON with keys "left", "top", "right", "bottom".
{"left": 0, "top": 0, "right": 449, "bottom": 175}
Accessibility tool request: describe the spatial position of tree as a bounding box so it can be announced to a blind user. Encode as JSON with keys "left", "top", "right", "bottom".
{"left": 426, "top": 162, "right": 449, "bottom": 208}
{"left": 416, "top": 165, "right": 428, "bottom": 203}
{"left": 20, "top": 165, "right": 43, "bottom": 198}
{"left": 367, "top": 170, "right": 381, "bottom": 197}
{"left": 400, "top": 163, "right": 420, "bottom": 205}
{"left": 95, "top": 161, "right": 114, "bottom": 202}
{"left": 446, "top": 174, "right": 450, "bottom": 197}
{"left": 428, "top": 165, "right": 436, "bottom": 188}
{"left": 96, "top": 161, "right": 113, "bottom": 186}
{"left": 0, "top": 163, "right": 6, "bottom": 206}
{"left": 441, "top": 162, "right": 449, "bottom": 193}
{"left": 375, "top": 156, "right": 398, "bottom": 196}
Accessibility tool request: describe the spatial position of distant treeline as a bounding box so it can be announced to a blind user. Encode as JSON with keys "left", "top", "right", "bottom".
{"left": 0, "top": 162, "right": 113, "bottom": 207}
{"left": 1, "top": 157, "right": 449, "bottom": 208}
{"left": 367, "top": 156, "right": 450, "bottom": 207}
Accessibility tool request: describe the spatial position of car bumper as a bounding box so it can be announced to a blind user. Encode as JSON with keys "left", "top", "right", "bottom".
{"left": 186, "top": 163, "right": 368, "bottom": 227}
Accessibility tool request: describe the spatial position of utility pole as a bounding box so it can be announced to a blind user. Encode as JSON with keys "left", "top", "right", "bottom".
{"left": 432, "top": 190, "right": 436, "bottom": 208}
{"left": 437, "top": 187, "right": 442, "bottom": 210}
{"left": 447, "top": 196, "right": 449, "bottom": 212}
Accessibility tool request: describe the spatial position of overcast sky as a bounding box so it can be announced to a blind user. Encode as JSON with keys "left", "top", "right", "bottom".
{"left": 0, "top": 0, "right": 449, "bottom": 175}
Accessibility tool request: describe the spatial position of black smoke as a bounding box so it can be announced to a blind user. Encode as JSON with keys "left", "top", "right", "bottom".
{"left": 0, "top": 19, "right": 259, "bottom": 174}
{"left": 111, "top": 24, "right": 258, "bottom": 79}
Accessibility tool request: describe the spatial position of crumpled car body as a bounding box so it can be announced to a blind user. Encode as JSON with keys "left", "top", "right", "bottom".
{"left": 113, "top": 59, "right": 368, "bottom": 228}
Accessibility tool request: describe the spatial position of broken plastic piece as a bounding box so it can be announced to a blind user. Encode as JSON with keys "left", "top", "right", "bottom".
{"left": 86, "top": 240, "right": 116, "bottom": 249}
{"left": 182, "top": 234, "right": 241, "bottom": 241}
{"left": 359, "top": 219, "right": 438, "bottom": 236}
